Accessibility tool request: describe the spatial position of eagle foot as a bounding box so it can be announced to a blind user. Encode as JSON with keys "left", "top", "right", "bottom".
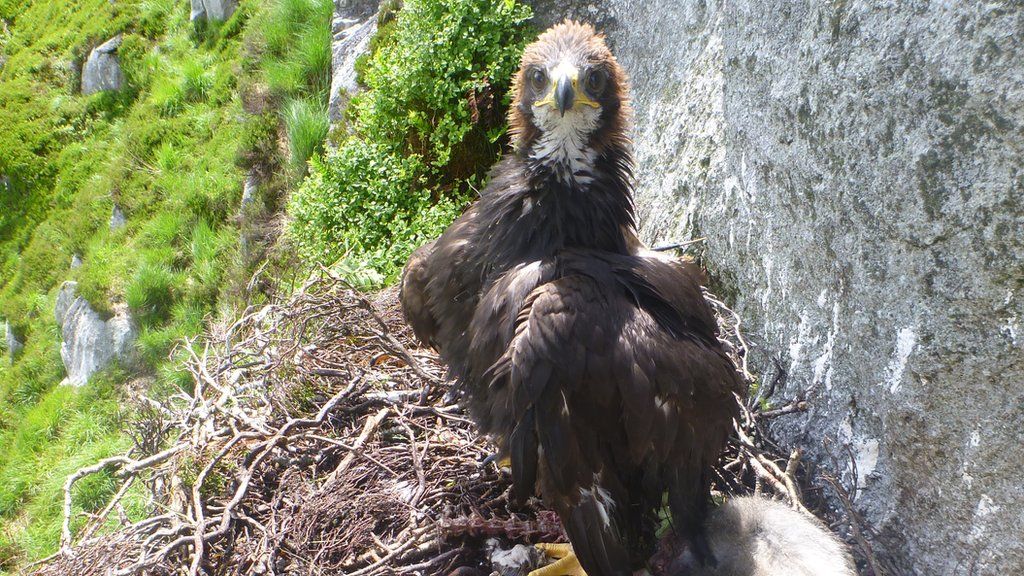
{"left": 527, "top": 543, "right": 586, "bottom": 576}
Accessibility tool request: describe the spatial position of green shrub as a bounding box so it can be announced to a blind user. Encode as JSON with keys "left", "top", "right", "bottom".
{"left": 288, "top": 0, "right": 533, "bottom": 281}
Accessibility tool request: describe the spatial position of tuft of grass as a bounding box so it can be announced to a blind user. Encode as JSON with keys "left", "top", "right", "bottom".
{"left": 291, "top": 23, "right": 332, "bottom": 95}
{"left": 181, "top": 56, "right": 216, "bottom": 102}
{"left": 283, "top": 97, "right": 329, "bottom": 174}
{"left": 262, "top": 0, "right": 332, "bottom": 57}
{"left": 126, "top": 261, "right": 181, "bottom": 326}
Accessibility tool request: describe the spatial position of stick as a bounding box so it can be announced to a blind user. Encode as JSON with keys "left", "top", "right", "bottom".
{"left": 324, "top": 407, "right": 390, "bottom": 485}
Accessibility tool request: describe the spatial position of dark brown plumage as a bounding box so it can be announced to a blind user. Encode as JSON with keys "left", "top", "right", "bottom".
{"left": 401, "top": 21, "right": 742, "bottom": 576}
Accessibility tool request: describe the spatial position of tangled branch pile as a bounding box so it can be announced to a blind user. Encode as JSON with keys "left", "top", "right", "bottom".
{"left": 29, "top": 271, "right": 880, "bottom": 576}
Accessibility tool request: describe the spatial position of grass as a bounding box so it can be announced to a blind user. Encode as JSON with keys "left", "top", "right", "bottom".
{"left": 284, "top": 97, "right": 330, "bottom": 172}
{"left": 0, "top": 372, "right": 131, "bottom": 568}
{"left": 0, "top": 0, "right": 304, "bottom": 569}
{"left": 255, "top": 0, "right": 333, "bottom": 176}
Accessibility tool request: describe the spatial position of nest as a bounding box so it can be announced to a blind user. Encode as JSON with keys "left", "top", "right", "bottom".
{"left": 27, "top": 270, "right": 888, "bottom": 576}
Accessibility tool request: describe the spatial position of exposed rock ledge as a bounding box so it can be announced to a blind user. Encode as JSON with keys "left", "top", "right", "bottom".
{"left": 55, "top": 282, "right": 137, "bottom": 387}
{"left": 327, "top": 0, "right": 379, "bottom": 127}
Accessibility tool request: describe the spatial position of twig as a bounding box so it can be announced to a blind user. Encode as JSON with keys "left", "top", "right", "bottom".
{"left": 324, "top": 407, "right": 390, "bottom": 485}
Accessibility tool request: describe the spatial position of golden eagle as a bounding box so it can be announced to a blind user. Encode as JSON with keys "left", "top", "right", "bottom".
{"left": 401, "top": 21, "right": 741, "bottom": 576}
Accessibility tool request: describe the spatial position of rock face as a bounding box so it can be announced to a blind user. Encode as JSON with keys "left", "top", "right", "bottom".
{"left": 55, "top": 282, "right": 136, "bottom": 387}
{"left": 525, "top": 2, "right": 1023, "bottom": 575}
{"left": 190, "top": 0, "right": 236, "bottom": 22}
{"left": 327, "top": 0, "right": 379, "bottom": 126}
{"left": 81, "top": 35, "right": 124, "bottom": 95}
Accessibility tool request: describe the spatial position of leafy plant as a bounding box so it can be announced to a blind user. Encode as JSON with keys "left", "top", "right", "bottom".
{"left": 288, "top": 0, "right": 533, "bottom": 280}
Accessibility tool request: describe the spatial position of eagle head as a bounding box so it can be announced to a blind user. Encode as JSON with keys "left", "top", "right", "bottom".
{"left": 509, "top": 20, "right": 632, "bottom": 181}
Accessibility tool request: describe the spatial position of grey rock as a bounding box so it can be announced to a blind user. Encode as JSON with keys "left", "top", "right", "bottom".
{"left": 4, "top": 320, "right": 22, "bottom": 362}
{"left": 110, "top": 204, "right": 126, "bottom": 230}
{"left": 327, "top": 0, "right": 379, "bottom": 127}
{"left": 525, "top": 1, "right": 1023, "bottom": 574}
{"left": 190, "top": 0, "right": 236, "bottom": 22}
{"left": 55, "top": 282, "right": 136, "bottom": 387}
{"left": 71, "top": 253, "right": 83, "bottom": 269}
{"left": 239, "top": 168, "right": 261, "bottom": 260}
{"left": 241, "top": 168, "right": 259, "bottom": 209}
{"left": 81, "top": 35, "right": 124, "bottom": 95}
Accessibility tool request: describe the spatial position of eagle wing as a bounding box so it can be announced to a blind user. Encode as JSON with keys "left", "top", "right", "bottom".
{"left": 399, "top": 157, "right": 531, "bottom": 380}
{"left": 466, "top": 252, "right": 741, "bottom": 575}
{"left": 399, "top": 205, "right": 485, "bottom": 379}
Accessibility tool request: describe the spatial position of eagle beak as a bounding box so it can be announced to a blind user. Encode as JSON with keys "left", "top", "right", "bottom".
{"left": 554, "top": 75, "right": 575, "bottom": 117}
{"left": 534, "top": 64, "right": 600, "bottom": 115}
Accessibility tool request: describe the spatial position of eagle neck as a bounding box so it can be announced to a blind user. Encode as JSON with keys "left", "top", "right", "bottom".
{"left": 482, "top": 150, "right": 636, "bottom": 266}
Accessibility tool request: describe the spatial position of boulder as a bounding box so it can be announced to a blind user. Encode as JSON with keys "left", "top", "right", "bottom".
{"left": 3, "top": 320, "right": 21, "bottom": 362}
{"left": 525, "top": 1, "right": 1023, "bottom": 574}
{"left": 71, "top": 253, "right": 83, "bottom": 269}
{"left": 240, "top": 168, "right": 259, "bottom": 209}
{"left": 190, "top": 0, "right": 236, "bottom": 22}
{"left": 81, "top": 35, "right": 124, "bottom": 95}
{"left": 55, "top": 282, "right": 136, "bottom": 387}
{"left": 327, "top": 0, "right": 379, "bottom": 127}
{"left": 110, "top": 203, "right": 126, "bottom": 230}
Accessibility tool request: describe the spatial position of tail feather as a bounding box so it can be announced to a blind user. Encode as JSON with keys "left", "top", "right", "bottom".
{"left": 508, "top": 409, "right": 538, "bottom": 502}
{"left": 561, "top": 489, "right": 632, "bottom": 576}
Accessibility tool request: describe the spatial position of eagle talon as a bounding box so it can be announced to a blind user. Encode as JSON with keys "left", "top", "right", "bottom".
{"left": 528, "top": 543, "right": 587, "bottom": 576}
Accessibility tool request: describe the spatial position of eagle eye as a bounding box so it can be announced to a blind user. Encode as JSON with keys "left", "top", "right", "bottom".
{"left": 529, "top": 68, "right": 547, "bottom": 92}
{"left": 584, "top": 68, "right": 608, "bottom": 96}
